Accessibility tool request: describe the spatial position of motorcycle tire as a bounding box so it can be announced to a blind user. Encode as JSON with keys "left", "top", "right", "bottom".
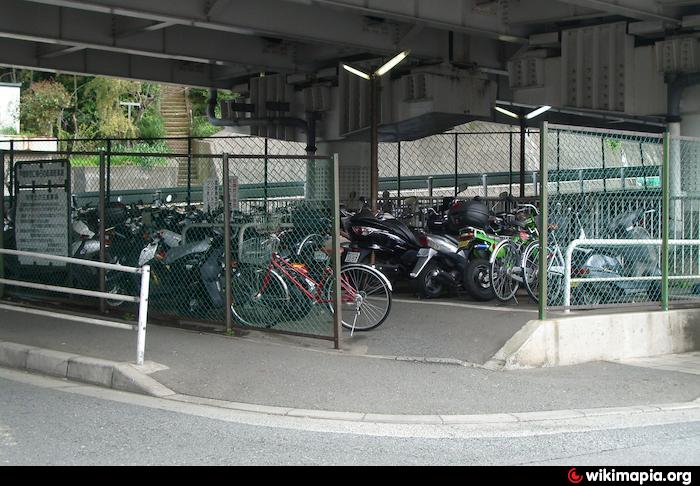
{"left": 416, "top": 261, "right": 446, "bottom": 299}
{"left": 463, "top": 258, "right": 495, "bottom": 302}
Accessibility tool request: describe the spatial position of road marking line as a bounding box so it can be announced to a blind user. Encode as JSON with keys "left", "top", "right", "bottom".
{"left": 392, "top": 298, "right": 539, "bottom": 313}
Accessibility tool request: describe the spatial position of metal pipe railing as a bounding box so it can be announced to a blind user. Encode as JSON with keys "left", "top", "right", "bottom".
{"left": 0, "top": 248, "right": 151, "bottom": 365}
{"left": 562, "top": 239, "right": 700, "bottom": 312}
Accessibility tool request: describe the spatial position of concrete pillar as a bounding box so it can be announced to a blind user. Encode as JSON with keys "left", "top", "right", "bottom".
{"left": 316, "top": 140, "right": 371, "bottom": 210}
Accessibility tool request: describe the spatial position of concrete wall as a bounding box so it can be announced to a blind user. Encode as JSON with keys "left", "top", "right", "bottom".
{"left": 72, "top": 165, "right": 178, "bottom": 193}
{"left": 488, "top": 309, "right": 700, "bottom": 369}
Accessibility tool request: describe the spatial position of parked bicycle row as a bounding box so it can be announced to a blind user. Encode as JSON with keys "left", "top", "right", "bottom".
{"left": 2, "top": 192, "right": 392, "bottom": 334}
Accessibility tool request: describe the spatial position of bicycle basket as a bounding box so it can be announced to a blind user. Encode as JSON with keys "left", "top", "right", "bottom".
{"left": 239, "top": 236, "right": 277, "bottom": 266}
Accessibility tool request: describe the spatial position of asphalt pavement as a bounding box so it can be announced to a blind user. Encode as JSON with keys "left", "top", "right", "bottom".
{"left": 0, "top": 303, "right": 699, "bottom": 416}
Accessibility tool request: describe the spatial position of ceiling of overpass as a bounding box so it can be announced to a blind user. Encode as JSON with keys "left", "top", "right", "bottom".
{"left": 2, "top": 0, "right": 700, "bottom": 138}
{"left": 2, "top": 0, "right": 698, "bottom": 88}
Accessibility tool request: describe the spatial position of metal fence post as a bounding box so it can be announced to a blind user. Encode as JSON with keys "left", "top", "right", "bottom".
{"left": 106, "top": 139, "right": 112, "bottom": 203}
{"left": 397, "top": 141, "right": 401, "bottom": 200}
{"left": 223, "top": 153, "right": 233, "bottom": 333}
{"left": 98, "top": 151, "right": 106, "bottom": 313}
{"left": 0, "top": 151, "right": 4, "bottom": 299}
{"left": 661, "top": 132, "right": 670, "bottom": 311}
{"left": 8, "top": 140, "right": 13, "bottom": 207}
{"left": 136, "top": 265, "right": 151, "bottom": 366}
{"left": 509, "top": 132, "right": 513, "bottom": 194}
{"left": 331, "top": 154, "right": 342, "bottom": 350}
{"left": 454, "top": 134, "right": 459, "bottom": 197}
{"left": 538, "top": 122, "right": 548, "bottom": 320}
{"left": 187, "top": 137, "right": 192, "bottom": 207}
{"left": 264, "top": 138, "right": 269, "bottom": 210}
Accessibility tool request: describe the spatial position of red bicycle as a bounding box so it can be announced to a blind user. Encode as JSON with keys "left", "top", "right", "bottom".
{"left": 231, "top": 234, "right": 392, "bottom": 333}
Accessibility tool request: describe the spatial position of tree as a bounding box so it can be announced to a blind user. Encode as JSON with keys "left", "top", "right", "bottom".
{"left": 84, "top": 78, "right": 140, "bottom": 138}
{"left": 19, "top": 80, "right": 71, "bottom": 136}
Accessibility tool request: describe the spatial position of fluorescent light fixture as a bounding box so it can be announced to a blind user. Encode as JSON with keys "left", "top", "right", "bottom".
{"left": 375, "top": 50, "right": 410, "bottom": 77}
{"left": 495, "top": 106, "right": 520, "bottom": 119}
{"left": 342, "top": 64, "right": 370, "bottom": 80}
{"left": 525, "top": 105, "right": 551, "bottom": 119}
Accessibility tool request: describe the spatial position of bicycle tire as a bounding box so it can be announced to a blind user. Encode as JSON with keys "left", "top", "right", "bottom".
{"left": 231, "top": 266, "right": 290, "bottom": 328}
{"left": 522, "top": 240, "right": 540, "bottom": 303}
{"left": 325, "top": 264, "right": 392, "bottom": 332}
{"left": 490, "top": 240, "right": 520, "bottom": 302}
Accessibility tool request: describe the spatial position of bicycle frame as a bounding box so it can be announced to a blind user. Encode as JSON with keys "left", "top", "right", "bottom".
{"left": 257, "top": 252, "right": 357, "bottom": 305}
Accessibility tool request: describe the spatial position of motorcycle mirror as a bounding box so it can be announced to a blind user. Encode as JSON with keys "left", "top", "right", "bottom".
{"left": 166, "top": 194, "right": 174, "bottom": 203}
{"left": 117, "top": 196, "right": 123, "bottom": 203}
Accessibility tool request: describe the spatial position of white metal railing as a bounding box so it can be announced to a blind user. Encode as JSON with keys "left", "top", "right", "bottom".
{"left": 0, "top": 249, "right": 151, "bottom": 365}
{"left": 563, "top": 239, "right": 700, "bottom": 312}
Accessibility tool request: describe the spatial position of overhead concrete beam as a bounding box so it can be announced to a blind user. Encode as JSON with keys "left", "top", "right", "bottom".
{"left": 0, "top": 0, "right": 306, "bottom": 73}
{"left": 555, "top": 0, "right": 681, "bottom": 23}
{"left": 16, "top": 0, "right": 459, "bottom": 57}
{"left": 0, "top": 37, "right": 239, "bottom": 88}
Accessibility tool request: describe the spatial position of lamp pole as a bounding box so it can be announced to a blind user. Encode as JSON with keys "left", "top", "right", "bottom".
{"left": 343, "top": 51, "right": 410, "bottom": 212}
{"left": 519, "top": 115, "right": 526, "bottom": 198}
{"left": 370, "top": 74, "right": 379, "bottom": 211}
{"left": 494, "top": 104, "right": 551, "bottom": 198}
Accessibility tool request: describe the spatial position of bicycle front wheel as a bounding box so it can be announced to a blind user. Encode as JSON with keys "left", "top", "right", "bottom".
{"left": 522, "top": 241, "right": 540, "bottom": 303}
{"left": 490, "top": 240, "right": 520, "bottom": 302}
{"left": 231, "top": 266, "right": 290, "bottom": 328}
{"left": 326, "top": 265, "right": 392, "bottom": 332}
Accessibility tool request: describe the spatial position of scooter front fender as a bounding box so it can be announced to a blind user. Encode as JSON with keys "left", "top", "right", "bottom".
{"left": 409, "top": 248, "right": 438, "bottom": 278}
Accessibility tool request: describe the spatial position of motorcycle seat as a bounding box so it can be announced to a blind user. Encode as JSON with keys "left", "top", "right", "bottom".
{"left": 165, "top": 239, "right": 212, "bottom": 264}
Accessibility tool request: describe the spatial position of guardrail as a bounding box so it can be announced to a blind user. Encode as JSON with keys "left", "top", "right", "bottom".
{"left": 0, "top": 249, "right": 151, "bottom": 365}
{"left": 563, "top": 239, "right": 700, "bottom": 312}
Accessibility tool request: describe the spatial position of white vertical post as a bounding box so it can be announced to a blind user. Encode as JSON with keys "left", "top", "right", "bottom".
{"left": 136, "top": 265, "right": 151, "bottom": 366}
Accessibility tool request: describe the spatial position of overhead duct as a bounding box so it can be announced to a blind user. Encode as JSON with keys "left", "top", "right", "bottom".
{"left": 206, "top": 88, "right": 317, "bottom": 153}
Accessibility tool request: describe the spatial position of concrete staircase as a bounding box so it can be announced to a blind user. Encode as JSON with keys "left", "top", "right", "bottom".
{"left": 160, "top": 85, "right": 191, "bottom": 186}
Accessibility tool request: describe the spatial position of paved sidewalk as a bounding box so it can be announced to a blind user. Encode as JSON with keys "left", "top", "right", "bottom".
{"left": 1, "top": 307, "right": 699, "bottom": 415}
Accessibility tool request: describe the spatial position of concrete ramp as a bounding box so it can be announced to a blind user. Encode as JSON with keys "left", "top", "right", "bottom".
{"left": 486, "top": 309, "right": 700, "bottom": 369}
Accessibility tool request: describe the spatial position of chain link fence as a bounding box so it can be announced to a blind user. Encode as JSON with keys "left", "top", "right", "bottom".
{"left": 379, "top": 122, "right": 540, "bottom": 203}
{"left": 1, "top": 136, "right": 339, "bottom": 345}
{"left": 669, "top": 135, "right": 700, "bottom": 305}
{"left": 541, "top": 124, "right": 700, "bottom": 313}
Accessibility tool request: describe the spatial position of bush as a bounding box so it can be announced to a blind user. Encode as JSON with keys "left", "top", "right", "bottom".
{"left": 191, "top": 116, "right": 222, "bottom": 138}
{"left": 139, "top": 111, "right": 166, "bottom": 139}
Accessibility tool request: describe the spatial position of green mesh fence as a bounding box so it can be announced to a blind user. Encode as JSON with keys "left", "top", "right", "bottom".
{"left": 668, "top": 135, "right": 700, "bottom": 305}
{"left": 542, "top": 124, "right": 665, "bottom": 310}
{"left": 224, "top": 155, "right": 337, "bottom": 337}
{"left": 1, "top": 137, "right": 339, "bottom": 341}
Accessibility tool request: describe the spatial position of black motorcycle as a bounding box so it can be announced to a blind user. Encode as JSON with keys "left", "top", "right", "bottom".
{"left": 343, "top": 203, "right": 423, "bottom": 286}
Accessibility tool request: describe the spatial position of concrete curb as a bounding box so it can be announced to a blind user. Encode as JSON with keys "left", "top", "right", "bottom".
{"left": 0, "top": 341, "right": 176, "bottom": 398}
{"left": 2, "top": 340, "right": 699, "bottom": 426}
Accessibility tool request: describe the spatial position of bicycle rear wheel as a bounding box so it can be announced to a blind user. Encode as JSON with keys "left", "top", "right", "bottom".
{"left": 325, "top": 265, "right": 392, "bottom": 332}
{"left": 231, "top": 266, "right": 290, "bottom": 328}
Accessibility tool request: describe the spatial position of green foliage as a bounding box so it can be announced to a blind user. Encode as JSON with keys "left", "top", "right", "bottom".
{"left": 191, "top": 116, "right": 222, "bottom": 137}
{"left": 139, "top": 109, "right": 166, "bottom": 139}
{"left": 85, "top": 78, "right": 140, "bottom": 138}
{"left": 72, "top": 141, "right": 171, "bottom": 167}
{"left": 605, "top": 139, "right": 622, "bottom": 151}
{"left": 0, "top": 126, "right": 18, "bottom": 135}
{"left": 19, "top": 80, "right": 72, "bottom": 136}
